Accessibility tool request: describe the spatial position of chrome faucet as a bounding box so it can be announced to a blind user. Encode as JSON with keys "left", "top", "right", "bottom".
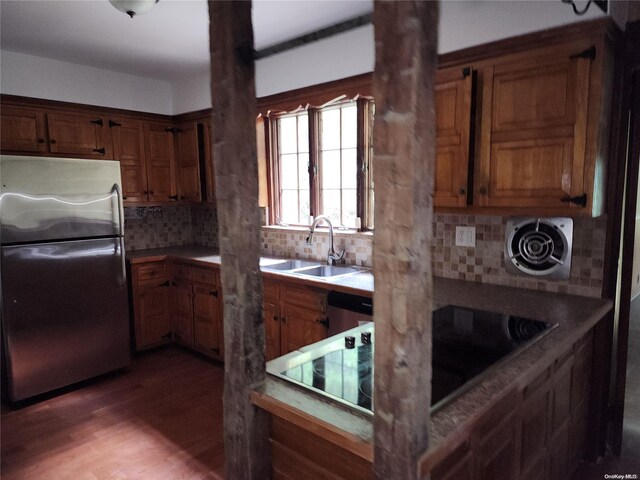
{"left": 306, "top": 215, "right": 345, "bottom": 266}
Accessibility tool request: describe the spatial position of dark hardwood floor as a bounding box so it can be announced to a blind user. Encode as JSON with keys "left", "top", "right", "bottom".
{"left": 1, "top": 346, "right": 226, "bottom": 480}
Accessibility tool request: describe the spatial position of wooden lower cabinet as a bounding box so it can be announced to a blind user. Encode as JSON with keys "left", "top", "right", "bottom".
{"left": 131, "top": 261, "right": 172, "bottom": 350}
{"left": 170, "top": 262, "right": 223, "bottom": 360}
{"left": 263, "top": 279, "right": 328, "bottom": 361}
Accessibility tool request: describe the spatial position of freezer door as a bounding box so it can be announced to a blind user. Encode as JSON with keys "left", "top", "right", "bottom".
{"left": 1, "top": 237, "right": 130, "bottom": 402}
{"left": 0, "top": 155, "right": 123, "bottom": 243}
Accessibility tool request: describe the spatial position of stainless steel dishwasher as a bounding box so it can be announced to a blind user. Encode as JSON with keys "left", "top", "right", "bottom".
{"left": 326, "top": 291, "right": 373, "bottom": 337}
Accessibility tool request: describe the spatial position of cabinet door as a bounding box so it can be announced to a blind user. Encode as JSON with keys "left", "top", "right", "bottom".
{"left": 46, "top": 112, "right": 110, "bottom": 158}
{"left": 434, "top": 67, "right": 473, "bottom": 208}
{"left": 202, "top": 120, "right": 216, "bottom": 203}
{"left": 193, "top": 284, "right": 222, "bottom": 357}
{"left": 0, "top": 105, "right": 48, "bottom": 153}
{"left": 110, "top": 117, "right": 148, "bottom": 203}
{"left": 172, "top": 281, "right": 194, "bottom": 346}
{"left": 280, "top": 303, "right": 327, "bottom": 355}
{"left": 136, "top": 280, "right": 171, "bottom": 349}
{"left": 477, "top": 47, "right": 592, "bottom": 208}
{"left": 176, "top": 122, "right": 202, "bottom": 202}
{"left": 264, "top": 301, "right": 281, "bottom": 361}
{"left": 144, "top": 122, "right": 177, "bottom": 202}
{"left": 476, "top": 414, "right": 519, "bottom": 480}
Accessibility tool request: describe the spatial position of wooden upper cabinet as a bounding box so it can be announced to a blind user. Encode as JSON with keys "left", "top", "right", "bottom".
{"left": 434, "top": 66, "right": 473, "bottom": 208}
{"left": 175, "top": 121, "right": 202, "bottom": 202}
{"left": 475, "top": 43, "right": 595, "bottom": 211}
{"left": 0, "top": 105, "right": 47, "bottom": 153}
{"left": 46, "top": 112, "right": 111, "bottom": 158}
{"left": 144, "top": 122, "right": 177, "bottom": 203}
{"left": 202, "top": 120, "right": 216, "bottom": 204}
{"left": 110, "top": 117, "right": 147, "bottom": 203}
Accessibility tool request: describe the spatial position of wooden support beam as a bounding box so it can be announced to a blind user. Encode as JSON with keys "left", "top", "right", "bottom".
{"left": 208, "top": 1, "right": 270, "bottom": 478}
{"left": 372, "top": 1, "right": 439, "bottom": 479}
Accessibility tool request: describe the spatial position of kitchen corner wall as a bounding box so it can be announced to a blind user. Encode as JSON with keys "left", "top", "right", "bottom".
{"left": 124, "top": 204, "right": 218, "bottom": 251}
{"left": 261, "top": 214, "right": 607, "bottom": 299}
{"left": 125, "top": 206, "right": 606, "bottom": 299}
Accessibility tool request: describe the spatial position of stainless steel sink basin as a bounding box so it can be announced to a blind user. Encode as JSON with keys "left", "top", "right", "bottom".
{"left": 296, "top": 265, "right": 362, "bottom": 278}
{"left": 262, "top": 259, "right": 320, "bottom": 271}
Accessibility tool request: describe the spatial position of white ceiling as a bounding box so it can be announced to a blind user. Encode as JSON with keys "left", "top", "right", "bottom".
{"left": 0, "top": 0, "right": 373, "bottom": 82}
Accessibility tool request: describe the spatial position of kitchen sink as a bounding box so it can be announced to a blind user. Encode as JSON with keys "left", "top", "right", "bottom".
{"left": 295, "top": 265, "right": 362, "bottom": 278}
{"left": 261, "top": 259, "right": 320, "bottom": 271}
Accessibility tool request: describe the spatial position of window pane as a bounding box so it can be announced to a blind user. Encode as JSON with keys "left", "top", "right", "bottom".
{"left": 281, "top": 190, "right": 299, "bottom": 224}
{"left": 298, "top": 114, "right": 309, "bottom": 153}
{"left": 299, "top": 189, "right": 310, "bottom": 223}
{"left": 341, "top": 105, "right": 357, "bottom": 149}
{"left": 321, "top": 108, "right": 341, "bottom": 150}
{"left": 322, "top": 189, "right": 341, "bottom": 225}
{"left": 279, "top": 116, "right": 298, "bottom": 154}
{"left": 342, "top": 189, "right": 357, "bottom": 228}
{"left": 321, "top": 150, "right": 341, "bottom": 189}
{"left": 298, "top": 153, "right": 309, "bottom": 188}
{"left": 341, "top": 148, "right": 357, "bottom": 189}
{"left": 281, "top": 154, "right": 299, "bottom": 189}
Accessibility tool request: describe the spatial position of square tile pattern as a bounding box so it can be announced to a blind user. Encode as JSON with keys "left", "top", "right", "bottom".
{"left": 125, "top": 207, "right": 606, "bottom": 299}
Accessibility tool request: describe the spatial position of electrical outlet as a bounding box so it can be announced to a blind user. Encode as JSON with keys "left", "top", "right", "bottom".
{"left": 455, "top": 226, "right": 476, "bottom": 247}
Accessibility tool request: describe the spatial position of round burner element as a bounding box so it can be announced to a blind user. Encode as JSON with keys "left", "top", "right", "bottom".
{"left": 505, "top": 218, "right": 573, "bottom": 280}
{"left": 508, "top": 316, "right": 549, "bottom": 342}
{"left": 359, "top": 378, "right": 372, "bottom": 399}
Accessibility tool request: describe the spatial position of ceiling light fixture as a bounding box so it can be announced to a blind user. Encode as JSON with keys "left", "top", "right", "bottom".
{"left": 109, "top": 0, "right": 159, "bottom": 18}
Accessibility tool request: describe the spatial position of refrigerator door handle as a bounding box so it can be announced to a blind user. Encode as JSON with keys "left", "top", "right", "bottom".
{"left": 112, "top": 183, "right": 124, "bottom": 236}
{"left": 117, "top": 238, "right": 127, "bottom": 287}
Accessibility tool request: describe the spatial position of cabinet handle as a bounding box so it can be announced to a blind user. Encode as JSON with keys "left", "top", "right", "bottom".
{"left": 317, "top": 318, "right": 330, "bottom": 328}
{"left": 458, "top": 187, "right": 466, "bottom": 195}
{"left": 168, "top": 195, "right": 178, "bottom": 200}
{"left": 108, "top": 120, "right": 122, "bottom": 128}
{"left": 273, "top": 315, "right": 279, "bottom": 321}
{"left": 37, "top": 138, "right": 45, "bottom": 144}
{"left": 93, "top": 147, "right": 106, "bottom": 154}
{"left": 560, "top": 193, "right": 587, "bottom": 207}
{"left": 149, "top": 190, "right": 154, "bottom": 195}
{"left": 281, "top": 317, "right": 287, "bottom": 323}
{"left": 210, "top": 290, "right": 218, "bottom": 297}
{"left": 49, "top": 139, "right": 57, "bottom": 145}
{"left": 123, "top": 195, "right": 128, "bottom": 200}
{"left": 90, "top": 119, "right": 104, "bottom": 127}
{"left": 159, "top": 280, "right": 170, "bottom": 287}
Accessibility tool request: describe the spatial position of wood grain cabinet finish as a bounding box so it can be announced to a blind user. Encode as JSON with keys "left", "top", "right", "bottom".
{"left": 109, "top": 117, "right": 148, "bottom": 203}
{"left": 46, "top": 112, "right": 111, "bottom": 158}
{"left": 475, "top": 40, "right": 607, "bottom": 214}
{"left": 175, "top": 121, "right": 202, "bottom": 202}
{"left": 144, "top": 122, "right": 178, "bottom": 203}
{"left": 0, "top": 105, "right": 47, "bottom": 153}
{"left": 434, "top": 66, "right": 473, "bottom": 208}
{"left": 170, "top": 262, "right": 224, "bottom": 360}
{"left": 131, "top": 261, "right": 172, "bottom": 350}
{"left": 263, "top": 280, "right": 328, "bottom": 360}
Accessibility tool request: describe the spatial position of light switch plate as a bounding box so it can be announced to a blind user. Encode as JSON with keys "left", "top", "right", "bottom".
{"left": 455, "top": 226, "right": 476, "bottom": 247}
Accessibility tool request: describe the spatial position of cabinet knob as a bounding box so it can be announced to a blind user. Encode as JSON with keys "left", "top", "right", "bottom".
{"left": 281, "top": 317, "right": 287, "bottom": 323}
{"left": 37, "top": 138, "right": 45, "bottom": 144}
{"left": 93, "top": 147, "right": 106, "bottom": 154}
{"left": 318, "top": 318, "right": 330, "bottom": 328}
{"left": 479, "top": 186, "right": 488, "bottom": 195}
{"left": 149, "top": 190, "right": 154, "bottom": 195}
{"left": 210, "top": 290, "right": 218, "bottom": 297}
{"left": 458, "top": 187, "right": 466, "bottom": 195}
{"left": 49, "top": 139, "right": 57, "bottom": 145}
{"left": 273, "top": 315, "right": 279, "bottom": 321}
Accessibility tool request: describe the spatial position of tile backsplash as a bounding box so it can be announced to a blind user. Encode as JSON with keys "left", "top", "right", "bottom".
{"left": 125, "top": 206, "right": 606, "bottom": 298}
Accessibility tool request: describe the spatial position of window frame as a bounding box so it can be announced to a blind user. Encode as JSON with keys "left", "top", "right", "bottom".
{"left": 265, "top": 98, "right": 373, "bottom": 230}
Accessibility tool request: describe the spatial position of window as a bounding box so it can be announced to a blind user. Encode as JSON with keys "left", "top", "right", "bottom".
{"left": 268, "top": 98, "right": 374, "bottom": 230}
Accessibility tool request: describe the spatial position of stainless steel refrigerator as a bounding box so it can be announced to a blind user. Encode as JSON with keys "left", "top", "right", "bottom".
{"left": 1, "top": 155, "right": 130, "bottom": 402}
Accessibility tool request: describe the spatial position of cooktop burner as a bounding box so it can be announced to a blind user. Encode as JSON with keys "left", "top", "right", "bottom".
{"left": 268, "top": 305, "right": 556, "bottom": 414}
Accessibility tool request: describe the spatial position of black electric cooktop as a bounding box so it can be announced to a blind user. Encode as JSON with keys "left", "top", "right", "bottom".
{"left": 267, "top": 305, "right": 556, "bottom": 414}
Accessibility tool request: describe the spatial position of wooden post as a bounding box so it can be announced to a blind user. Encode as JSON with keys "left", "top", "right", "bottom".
{"left": 372, "top": 1, "right": 439, "bottom": 479}
{"left": 208, "top": 1, "right": 270, "bottom": 478}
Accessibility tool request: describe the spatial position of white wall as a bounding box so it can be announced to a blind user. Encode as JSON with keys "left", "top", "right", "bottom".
{"left": 2, "top": 1, "right": 608, "bottom": 115}
{"left": 0, "top": 50, "right": 173, "bottom": 115}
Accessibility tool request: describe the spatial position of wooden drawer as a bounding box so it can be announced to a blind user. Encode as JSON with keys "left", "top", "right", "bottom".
{"left": 172, "top": 263, "right": 192, "bottom": 282}
{"left": 192, "top": 266, "right": 217, "bottom": 286}
{"left": 281, "top": 284, "right": 326, "bottom": 311}
{"left": 136, "top": 262, "right": 168, "bottom": 282}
